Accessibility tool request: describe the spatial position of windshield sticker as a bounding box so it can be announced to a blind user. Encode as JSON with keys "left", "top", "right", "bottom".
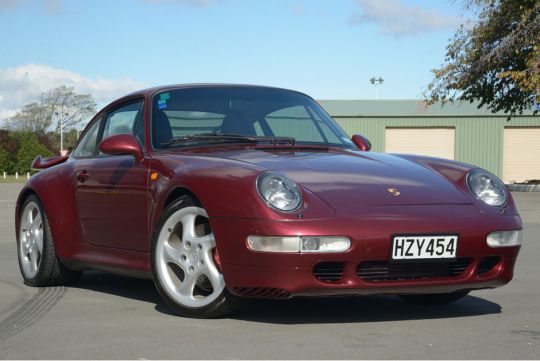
{"left": 159, "top": 92, "right": 170, "bottom": 101}
{"left": 158, "top": 99, "right": 168, "bottom": 109}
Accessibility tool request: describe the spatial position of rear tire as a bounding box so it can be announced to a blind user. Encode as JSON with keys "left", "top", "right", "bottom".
{"left": 399, "top": 291, "right": 470, "bottom": 305}
{"left": 151, "top": 195, "right": 246, "bottom": 318}
{"left": 17, "top": 195, "right": 82, "bottom": 287}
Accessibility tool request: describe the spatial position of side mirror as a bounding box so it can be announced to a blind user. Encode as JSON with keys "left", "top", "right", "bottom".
{"left": 351, "top": 134, "right": 371, "bottom": 151}
{"left": 99, "top": 134, "right": 143, "bottom": 162}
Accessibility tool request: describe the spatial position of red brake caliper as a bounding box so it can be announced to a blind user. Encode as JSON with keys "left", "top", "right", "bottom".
{"left": 212, "top": 248, "right": 223, "bottom": 273}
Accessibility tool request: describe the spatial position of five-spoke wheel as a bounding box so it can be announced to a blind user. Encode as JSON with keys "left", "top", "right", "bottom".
{"left": 152, "top": 196, "right": 244, "bottom": 318}
{"left": 17, "top": 195, "right": 81, "bottom": 286}
{"left": 19, "top": 200, "right": 44, "bottom": 279}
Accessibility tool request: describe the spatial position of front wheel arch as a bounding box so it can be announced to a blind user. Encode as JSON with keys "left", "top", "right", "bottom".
{"left": 150, "top": 194, "right": 246, "bottom": 318}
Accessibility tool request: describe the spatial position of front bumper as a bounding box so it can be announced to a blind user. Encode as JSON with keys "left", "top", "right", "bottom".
{"left": 210, "top": 204, "right": 522, "bottom": 298}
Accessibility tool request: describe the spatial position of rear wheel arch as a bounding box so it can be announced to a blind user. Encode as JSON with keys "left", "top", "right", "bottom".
{"left": 16, "top": 188, "right": 40, "bottom": 238}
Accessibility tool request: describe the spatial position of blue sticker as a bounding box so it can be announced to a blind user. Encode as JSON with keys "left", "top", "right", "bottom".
{"left": 158, "top": 102, "right": 167, "bottom": 109}
{"left": 158, "top": 99, "right": 166, "bottom": 105}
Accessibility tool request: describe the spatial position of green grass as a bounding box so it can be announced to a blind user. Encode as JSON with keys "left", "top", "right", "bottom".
{"left": 0, "top": 175, "right": 30, "bottom": 183}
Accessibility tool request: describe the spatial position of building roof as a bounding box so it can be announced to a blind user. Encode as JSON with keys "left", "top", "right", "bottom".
{"left": 318, "top": 100, "right": 538, "bottom": 117}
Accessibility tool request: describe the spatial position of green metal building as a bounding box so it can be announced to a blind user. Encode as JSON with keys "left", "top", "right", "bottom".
{"left": 320, "top": 100, "right": 540, "bottom": 184}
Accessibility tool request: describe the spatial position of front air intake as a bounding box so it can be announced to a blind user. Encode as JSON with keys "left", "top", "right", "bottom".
{"left": 313, "top": 262, "right": 344, "bottom": 282}
{"left": 477, "top": 256, "right": 501, "bottom": 274}
{"left": 232, "top": 287, "right": 291, "bottom": 299}
{"left": 357, "top": 258, "right": 472, "bottom": 282}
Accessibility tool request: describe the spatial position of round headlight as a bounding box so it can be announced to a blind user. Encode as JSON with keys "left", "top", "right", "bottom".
{"left": 256, "top": 172, "right": 302, "bottom": 212}
{"left": 467, "top": 169, "right": 508, "bottom": 207}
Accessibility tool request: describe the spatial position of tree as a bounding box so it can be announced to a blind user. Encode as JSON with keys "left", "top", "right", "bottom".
{"left": 0, "top": 146, "right": 9, "bottom": 173}
{"left": 9, "top": 85, "right": 97, "bottom": 133}
{"left": 16, "top": 132, "right": 53, "bottom": 173}
{"left": 0, "top": 130, "right": 19, "bottom": 173}
{"left": 427, "top": 0, "right": 540, "bottom": 115}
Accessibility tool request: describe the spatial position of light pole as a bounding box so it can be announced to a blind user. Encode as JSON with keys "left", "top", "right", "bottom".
{"left": 55, "top": 111, "right": 68, "bottom": 155}
{"left": 370, "top": 77, "right": 384, "bottom": 100}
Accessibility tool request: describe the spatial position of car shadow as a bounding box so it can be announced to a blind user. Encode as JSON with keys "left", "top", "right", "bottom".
{"left": 74, "top": 271, "right": 502, "bottom": 324}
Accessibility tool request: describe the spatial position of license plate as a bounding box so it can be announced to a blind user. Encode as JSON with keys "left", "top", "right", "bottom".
{"left": 392, "top": 235, "right": 458, "bottom": 260}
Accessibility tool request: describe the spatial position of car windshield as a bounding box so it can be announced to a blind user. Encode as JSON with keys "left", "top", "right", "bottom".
{"left": 151, "top": 86, "right": 353, "bottom": 149}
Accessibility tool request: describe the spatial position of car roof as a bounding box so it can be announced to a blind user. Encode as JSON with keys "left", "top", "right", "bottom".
{"left": 123, "top": 83, "right": 308, "bottom": 99}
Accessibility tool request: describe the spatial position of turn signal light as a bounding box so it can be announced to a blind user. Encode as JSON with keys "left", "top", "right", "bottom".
{"left": 486, "top": 230, "right": 522, "bottom": 247}
{"left": 247, "top": 236, "right": 350, "bottom": 253}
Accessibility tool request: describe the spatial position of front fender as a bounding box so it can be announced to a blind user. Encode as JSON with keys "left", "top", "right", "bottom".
{"left": 396, "top": 154, "right": 520, "bottom": 217}
{"left": 148, "top": 155, "right": 336, "bottom": 237}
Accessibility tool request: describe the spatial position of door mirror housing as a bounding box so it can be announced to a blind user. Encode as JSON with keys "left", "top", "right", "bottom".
{"left": 351, "top": 134, "right": 371, "bottom": 151}
{"left": 99, "top": 134, "right": 143, "bottom": 162}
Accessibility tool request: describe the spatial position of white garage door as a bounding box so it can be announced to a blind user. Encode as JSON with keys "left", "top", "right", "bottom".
{"left": 385, "top": 128, "right": 455, "bottom": 160}
{"left": 503, "top": 127, "right": 540, "bottom": 183}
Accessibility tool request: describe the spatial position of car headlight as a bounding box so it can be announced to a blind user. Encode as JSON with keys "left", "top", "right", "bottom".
{"left": 256, "top": 171, "right": 302, "bottom": 212}
{"left": 467, "top": 169, "right": 508, "bottom": 207}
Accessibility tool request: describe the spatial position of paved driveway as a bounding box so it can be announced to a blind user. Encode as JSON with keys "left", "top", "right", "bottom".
{"left": 0, "top": 183, "right": 538, "bottom": 359}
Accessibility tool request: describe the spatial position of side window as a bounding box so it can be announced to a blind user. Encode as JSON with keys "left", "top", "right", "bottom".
{"left": 134, "top": 109, "right": 145, "bottom": 149}
{"left": 102, "top": 101, "right": 142, "bottom": 141}
{"left": 72, "top": 117, "right": 102, "bottom": 158}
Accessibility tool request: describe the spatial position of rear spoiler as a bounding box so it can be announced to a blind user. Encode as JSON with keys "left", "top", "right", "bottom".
{"left": 32, "top": 154, "right": 69, "bottom": 169}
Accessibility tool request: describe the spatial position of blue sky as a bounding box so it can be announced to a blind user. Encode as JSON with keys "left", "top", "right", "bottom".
{"left": 0, "top": 0, "right": 466, "bottom": 120}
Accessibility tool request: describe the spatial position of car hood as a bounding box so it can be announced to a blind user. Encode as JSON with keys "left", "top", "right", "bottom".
{"left": 204, "top": 148, "right": 472, "bottom": 207}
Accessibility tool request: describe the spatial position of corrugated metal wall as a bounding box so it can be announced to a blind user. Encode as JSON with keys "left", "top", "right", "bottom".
{"left": 330, "top": 114, "right": 540, "bottom": 178}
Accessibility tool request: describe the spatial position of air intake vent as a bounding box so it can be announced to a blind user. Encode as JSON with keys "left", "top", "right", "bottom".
{"left": 357, "top": 258, "right": 471, "bottom": 282}
{"left": 313, "top": 262, "right": 344, "bottom": 282}
{"left": 232, "top": 287, "right": 291, "bottom": 299}
{"left": 477, "top": 256, "right": 500, "bottom": 274}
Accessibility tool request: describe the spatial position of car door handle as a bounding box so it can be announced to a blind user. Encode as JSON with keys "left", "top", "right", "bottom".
{"left": 76, "top": 170, "right": 89, "bottom": 183}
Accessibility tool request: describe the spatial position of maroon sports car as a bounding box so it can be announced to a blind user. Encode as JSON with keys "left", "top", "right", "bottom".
{"left": 16, "top": 84, "right": 522, "bottom": 318}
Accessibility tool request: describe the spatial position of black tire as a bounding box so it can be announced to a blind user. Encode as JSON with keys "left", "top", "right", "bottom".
{"left": 151, "top": 195, "right": 246, "bottom": 318}
{"left": 17, "top": 194, "right": 82, "bottom": 287}
{"left": 399, "top": 291, "right": 470, "bottom": 305}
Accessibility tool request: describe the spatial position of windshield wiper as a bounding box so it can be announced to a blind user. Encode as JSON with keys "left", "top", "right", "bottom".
{"left": 160, "top": 133, "right": 296, "bottom": 148}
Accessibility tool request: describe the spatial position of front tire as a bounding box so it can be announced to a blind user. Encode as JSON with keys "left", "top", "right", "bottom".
{"left": 17, "top": 195, "right": 82, "bottom": 286}
{"left": 151, "top": 195, "right": 245, "bottom": 318}
{"left": 399, "top": 291, "right": 470, "bottom": 305}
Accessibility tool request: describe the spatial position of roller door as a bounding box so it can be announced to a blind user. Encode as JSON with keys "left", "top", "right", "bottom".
{"left": 385, "top": 127, "right": 455, "bottom": 160}
{"left": 503, "top": 127, "right": 540, "bottom": 183}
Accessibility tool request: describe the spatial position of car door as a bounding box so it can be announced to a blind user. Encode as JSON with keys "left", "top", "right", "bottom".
{"left": 72, "top": 100, "right": 151, "bottom": 252}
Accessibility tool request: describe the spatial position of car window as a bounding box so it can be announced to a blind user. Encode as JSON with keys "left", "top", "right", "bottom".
{"left": 102, "top": 101, "right": 142, "bottom": 141}
{"left": 264, "top": 106, "right": 325, "bottom": 142}
{"left": 166, "top": 110, "right": 225, "bottom": 137}
{"left": 71, "top": 117, "right": 102, "bottom": 158}
{"left": 151, "top": 87, "right": 352, "bottom": 149}
{"left": 133, "top": 108, "right": 146, "bottom": 150}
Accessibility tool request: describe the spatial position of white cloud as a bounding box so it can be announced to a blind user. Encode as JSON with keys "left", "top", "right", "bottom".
{"left": 0, "top": 0, "right": 26, "bottom": 12}
{"left": 0, "top": 0, "right": 63, "bottom": 14}
{"left": 350, "top": 0, "right": 463, "bottom": 36}
{"left": 0, "top": 64, "right": 145, "bottom": 122}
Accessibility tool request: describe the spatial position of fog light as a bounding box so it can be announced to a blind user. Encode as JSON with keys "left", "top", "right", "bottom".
{"left": 300, "top": 237, "right": 351, "bottom": 252}
{"left": 487, "top": 230, "right": 522, "bottom": 248}
{"left": 247, "top": 236, "right": 350, "bottom": 253}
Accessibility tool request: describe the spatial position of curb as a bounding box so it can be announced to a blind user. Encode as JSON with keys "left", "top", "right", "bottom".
{"left": 507, "top": 184, "right": 540, "bottom": 192}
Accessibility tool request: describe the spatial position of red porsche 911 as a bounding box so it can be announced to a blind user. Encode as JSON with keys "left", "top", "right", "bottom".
{"left": 16, "top": 84, "right": 522, "bottom": 318}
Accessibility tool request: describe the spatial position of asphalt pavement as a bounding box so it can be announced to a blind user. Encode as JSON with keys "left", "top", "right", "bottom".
{"left": 0, "top": 183, "right": 539, "bottom": 359}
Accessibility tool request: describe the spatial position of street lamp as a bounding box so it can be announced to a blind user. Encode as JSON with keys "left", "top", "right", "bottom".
{"left": 55, "top": 111, "right": 68, "bottom": 155}
{"left": 370, "top": 77, "right": 384, "bottom": 100}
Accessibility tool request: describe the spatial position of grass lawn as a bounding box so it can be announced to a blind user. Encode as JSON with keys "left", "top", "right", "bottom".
{"left": 0, "top": 175, "right": 30, "bottom": 183}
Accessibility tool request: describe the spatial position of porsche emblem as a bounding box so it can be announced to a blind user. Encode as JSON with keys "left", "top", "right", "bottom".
{"left": 387, "top": 188, "right": 401, "bottom": 196}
